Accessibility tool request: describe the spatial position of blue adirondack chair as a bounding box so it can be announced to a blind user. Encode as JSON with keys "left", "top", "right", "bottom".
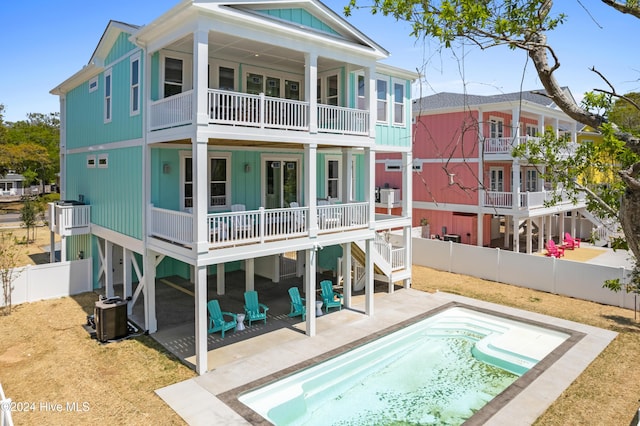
{"left": 320, "top": 280, "right": 343, "bottom": 313}
{"left": 207, "top": 299, "right": 237, "bottom": 338}
{"left": 288, "top": 287, "right": 306, "bottom": 321}
{"left": 244, "top": 290, "right": 269, "bottom": 326}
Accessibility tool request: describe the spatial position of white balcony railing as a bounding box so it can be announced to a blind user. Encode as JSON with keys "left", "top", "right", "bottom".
{"left": 150, "top": 89, "right": 369, "bottom": 136}
{"left": 373, "top": 232, "right": 405, "bottom": 271}
{"left": 48, "top": 202, "right": 91, "bottom": 236}
{"left": 149, "top": 202, "right": 370, "bottom": 248}
{"left": 317, "top": 104, "right": 369, "bottom": 135}
{"left": 483, "top": 136, "right": 541, "bottom": 155}
{"left": 149, "top": 90, "right": 194, "bottom": 131}
{"left": 484, "top": 190, "right": 586, "bottom": 209}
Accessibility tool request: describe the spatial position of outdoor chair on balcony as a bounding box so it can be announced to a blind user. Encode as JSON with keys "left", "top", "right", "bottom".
{"left": 288, "top": 287, "right": 306, "bottom": 321}
{"left": 231, "top": 204, "right": 253, "bottom": 238}
{"left": 243, "top": 290, "right": 269, "bottom": 326}
{"left": 544, "top": 240, "right": 565, "bottom": 258}
{"left": 563, "top": 232, "right": 581, "bottom": 249}
{"left": 317, "top": 199, "right": 340, "bottom": 230}
{"left": 320, "top": 280, "right": 343, "bottom": 313}
{"left": 207, "top": 299, "right": 237, "bottom": 338}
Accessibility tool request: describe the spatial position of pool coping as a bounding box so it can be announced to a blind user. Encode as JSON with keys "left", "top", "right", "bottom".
{"left": 155, "top": 290, "right": 618, "bottom": 425}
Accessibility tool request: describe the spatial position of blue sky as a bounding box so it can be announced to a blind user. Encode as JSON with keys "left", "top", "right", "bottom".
{"left": 1, "top": 0, "right": 637, "bottom": 122}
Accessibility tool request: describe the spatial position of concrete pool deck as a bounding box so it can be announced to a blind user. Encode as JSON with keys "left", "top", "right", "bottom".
{"left": 155, "top": 289, "right": 617, "bottom": 425}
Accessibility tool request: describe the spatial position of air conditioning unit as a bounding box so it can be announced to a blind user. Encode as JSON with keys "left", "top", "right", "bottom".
{"left": 94, "top": 297, "right": 128, "bottom": 342}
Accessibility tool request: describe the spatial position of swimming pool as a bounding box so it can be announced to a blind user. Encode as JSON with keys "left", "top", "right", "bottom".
{"left": 238, "top": 306, "right": 570, "bottom": 425}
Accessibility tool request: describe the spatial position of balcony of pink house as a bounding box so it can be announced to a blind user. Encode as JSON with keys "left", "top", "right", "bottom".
{"left": 483, "top": 189, "right": 586, "bottom": 211}
{"left": 483, "top": 136, "right": 578, "bottom": 159}
{"left": 149, "top": 202, "right": 370, "bottom": 249}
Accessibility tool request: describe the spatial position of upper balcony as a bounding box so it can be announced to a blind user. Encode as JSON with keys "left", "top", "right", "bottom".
{"left": 149, "top": 89, "right": 369, "bottom": 137}
{"left": 483, "top": 136, "right": 579, "bottom": 160}
{"left": 149, "top": 202, "right": 370, "bottom": 250}
{"left": 48, "top": 201, "right": 91, "bottom": 236}
{"left": 483, "top": 189, "right": 586, "bottom": 212}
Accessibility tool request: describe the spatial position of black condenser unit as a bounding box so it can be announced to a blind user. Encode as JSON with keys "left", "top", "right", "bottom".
{"left": 94, "top": 297, "right": 128, "bottom": 342}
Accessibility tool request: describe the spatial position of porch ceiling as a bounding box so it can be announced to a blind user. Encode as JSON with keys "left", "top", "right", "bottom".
{"left": 168, "top": 31, "right": 345, "bottom": 72}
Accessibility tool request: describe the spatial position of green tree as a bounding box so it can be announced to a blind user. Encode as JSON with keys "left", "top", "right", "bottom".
{"left": 609, "top": 92, "right": 640, "bottom": 134}
{"left": 347, "top": 0, "right": 640, "bottom": 284}
{"left": 20, "top": 197, "right": 38, "bottom": 245}
{"left": 0, "top": 232, "right": 22, "bottom": 315}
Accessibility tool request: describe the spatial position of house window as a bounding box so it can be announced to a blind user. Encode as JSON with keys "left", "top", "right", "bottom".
{"left": 97, "top": 154, "right": 109, "bottom": 169}
{"left": 181, "top": 153, "right": 231, "bottom": 210}
{"left": 326, "top": 159, "right": 340, "bottom": 199}
{"left": 210, "top": 157, "right": 228, "bottom": 208}
{"left": 130, "top": 54, "right": 140, "bottom": 116}
{"left": 89, "top": 76, "right": 98, "bottom": 93}
{"left": 384, "top": 160, "right": 402, "bottom": 172}
{"left": 377, "top": 79, "right": 388, "bottom": 122}
{"left": 285, "top": 80, "right": 300, "bottom": 100}
{"left": 393, "top": 82, "right": 404, "bottom": 125}
{"left": 246, "top": 73, "right": 263, "bottom": 95}
{"left": 412, "top": 159, "right": 422, "bottom": 172}
{"left": 87, "top": 155, "right": 96, "bottom": 168}
{"left": 104, "top": 69, "right": 112, "bottom": 123}
{"left": 164, "top": 57, "right": 183, "bottom": 97}
{"left": 524, "top": 124, "right": 537, "bottom": 137}
{"left": 489, "top": 167, "right": 504, "bottom": 191}
{"left": 525, "top": 169, "right": 538, "bottom": 192}
{"left": 489, "top": 118, "right": 504, "bottom": 138}
{"left": 357, "top": 74, "right": 366, "bottom": 110}
{"left": 219, "top": 66, "right": 235, "bottom": 91}
{"left": 326, "top": 75, "right": 338, "bottom": 106}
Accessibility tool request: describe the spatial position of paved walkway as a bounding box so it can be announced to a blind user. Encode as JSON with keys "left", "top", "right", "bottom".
{"left": 155, "top": 289, "right": 616, "bottom": 426}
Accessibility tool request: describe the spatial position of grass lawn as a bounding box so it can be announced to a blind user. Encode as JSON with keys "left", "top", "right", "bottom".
{"left": 1, "top": 262, "right": 638, "bottom": 424}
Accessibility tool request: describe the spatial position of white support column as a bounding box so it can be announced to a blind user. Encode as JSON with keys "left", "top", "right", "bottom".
{"left": 123, "top": 249, "right": 132, "bottom": 304}
{"left": 305, "top": 144, "right": 318, "bottom": 237}
{"left": 193, "top": 137, "right": 209, "bottom": 254}
{"left": 571, "top": 211, "right": 577, "bottom": 237}
{"left": 342, "top": 149, "right": 353, "bottom": 203}
{"left": 559, "top": 212, "right": 566, "bottom": 241}
{"left": 526, "top": 218, "right": 533, "bottom": 254}
{"left": 193, "top": 28, "right": 209, "bottom": 126}
{"left": 538, "top": 114, "right": 545, "bottom": 137}
{"left": 513, "top": 216, "right": 520, "bottom": 253}
{"left": 245, "top": 258, "right": 255, "bottom": 291}
{"left": 365, "top": 64, "right": 376, "bottom": 138}
{"left": 144, "top": 250, "right": 157, "bottom": 333}
{"left": 365, "top": 238, "right": 374, "bottom": 316}
{"left": 401, "top": 151, "right": 412, "bottom": 217}
{"left": 305, "top": 53, "right": 318, "bottom": 133}
{"left": 403, "top": 226, "right": 411, "bottom": 288}
{"left": 365, "top": 147, "right": 375, "bottom": 229}
{"left": 554, "top": 118, "right": 560, "bottom": 139}
{"left": 304, "top": 248, "right": 316, "bottom": 337}
{"left": 49, "top": 230, "right": 56, "bottom": 263}
{"left": 105, "top": 240, "right": 114, "bottom": 298}
{"left": 504, "top": 216, "right": 510, "bottom": 248}
{"left": 539, "top": 216, "right": 546, "bottom": 253}
{"left": 60, "top": 236, "right": 67, "bottom": 262}
{"left": 217, "top": 263, "right": 225, "bottom": 295}
{"left": 546, "top": 214, "right": 553, "bottom": 244}
{"left": 194, "top": 265, "right": 208, "bottom": 375}
{"left": 343, "top": 243, "right": 352, "bottom": 308}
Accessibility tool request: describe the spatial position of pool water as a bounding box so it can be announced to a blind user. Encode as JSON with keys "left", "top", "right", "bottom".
{"left": 239, "top": 307, "right": 569, "bottom": 425}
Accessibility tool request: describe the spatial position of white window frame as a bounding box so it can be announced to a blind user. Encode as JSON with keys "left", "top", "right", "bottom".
{"left": 376, "top": 77, "right": 389, "bottom": 123}
{"left": 130, "top": 53, "right": 141, "bottom": 116}
{"left": 392, "top": 79, "right": 406, "bottom": 126}
{"left": 212, "top": 61, "right": 238, "bottom": 91}
{"left": 97, "top": 154, "right": 109, "bottom": 169}
{"left": 356, "top": 73, "right": 366, "bottom": 110}
{"left": 384, "top": 159, "right": 402, "bottom": 172}
{"left": 489, "top": 167, "right": 504, "bottom": 191}
{"left": 104, "top": 68, "right": 112, "bottom": 123}
{"left": 489, "top": 117, "right": 504, "bottom": 138}
{"left": 525, "top": 169, "right": 538, "bottom": 192}
{"left": 89, "top": 76, "right": 98, "bottom": 93}
{"left": 160, "top": 52, "right": 192, "bottom": 98}
{"left": 86, "top": 155, "right": 96, "bottom": 168}
{"left": 242, "top": 65, "right": 304, "bottom": 99}
{"left": 260, "top": 153, "right": 302, "bottom": 208}
{"left": 325, "top": 156, "right": 341, "bottom": 200}
{"left": 180, "top": 151, "right": 232, "bottom": 211}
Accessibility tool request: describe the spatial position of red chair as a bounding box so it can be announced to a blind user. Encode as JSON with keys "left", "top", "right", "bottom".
{"left": 563, "top": 232, "right": 581, "bottom": 249}
{"left": 545, "top": 240, "right": 565, "bottom": 258}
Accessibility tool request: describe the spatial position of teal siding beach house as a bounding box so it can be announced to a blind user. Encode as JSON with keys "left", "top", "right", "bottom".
{"left": 50, "top": 0, "right": 416, "bottom": 374}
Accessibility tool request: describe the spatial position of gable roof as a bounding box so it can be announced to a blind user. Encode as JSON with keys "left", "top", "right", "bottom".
{"left": 413, "top": 88, "right": 576, "bottom": 112}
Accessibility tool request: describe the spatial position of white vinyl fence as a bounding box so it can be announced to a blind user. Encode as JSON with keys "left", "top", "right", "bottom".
{"left": 402, "top": 237, "right": 635, "bottom": 310}
{"left": 1, "top": 259, "right": 92, "bottom": 307}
